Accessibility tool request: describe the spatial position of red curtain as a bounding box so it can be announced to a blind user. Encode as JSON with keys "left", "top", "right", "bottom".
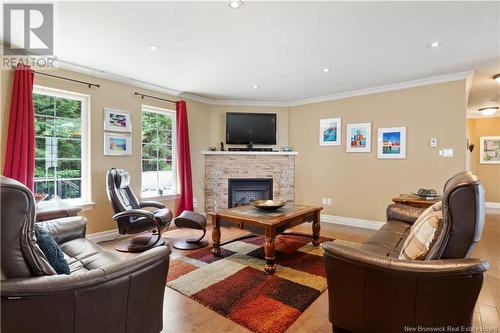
{"left": 3, "top": 64, "right": 35, "bottom": 190}
{"left": 176, "top": 100, "right": 194, "bottom": 215}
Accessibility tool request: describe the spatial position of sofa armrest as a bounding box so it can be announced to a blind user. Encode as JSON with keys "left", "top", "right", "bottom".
{"left": 323, "top": 242, "right": 489, "bottom": 275}
{"left": 37, "top": 216, "right": 87, "bottom": 245}
{"left": 386, "top": 203, "right": 426, "bottom": 224}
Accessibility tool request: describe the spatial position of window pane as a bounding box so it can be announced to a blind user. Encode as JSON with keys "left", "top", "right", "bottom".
{"left": 158, "top": 145, "right": 172, "bottom": 160}
{"left": 142, "top": 160, "right": 157, "bottom": 172}
{"left": 56, "top": 179, "right": 81, "bottom": 199}
{"left": 158, "top": 129, "right": 171, "bottom": 144}
{"left": 142, "top": 112, "right": 158, "bottom": 143}
{"left": 34, "top": 94, "right": 54, "bottom": 116}
{"left": 57, "top": 160, "right": 81, "bottom": 178}
{"left": 142, "top": 144, "right": 158, "bottom": 159}
{"left": 56, "top": 98, "right": 81, "bottom": 118}
{"left": 35, "top": 159, "right": 55, "bottom": 178}
{"left": 35, "top": 116, "right": 54, "bottom": 136}
{"left": 158, "top": 114, "right": 172, "bottom": 130}
{"left": 54, "top": 117, "right": 81, "bottom": 138}
{"left": 159, "top": 160, "right": 172, "bottom": 171}
{"left": 57, "top": 139, "right": 81, "bottom": 158}
{"left": 34, "top": 180, "right": 55, "bottom": 199}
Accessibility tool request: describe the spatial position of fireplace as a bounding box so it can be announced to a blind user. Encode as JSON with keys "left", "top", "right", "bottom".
{"left": 228, "top": 178, "right": 273, "bottom": 208}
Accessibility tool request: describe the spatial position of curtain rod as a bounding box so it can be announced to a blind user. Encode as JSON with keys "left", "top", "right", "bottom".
{"left": 11, "top": 66, "right": 100, "bottom": 88}
{"left": 134, "top": 92, "right": 177, "bottom": 104}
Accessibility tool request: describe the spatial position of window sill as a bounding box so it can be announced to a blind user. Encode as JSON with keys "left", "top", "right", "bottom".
{"left": 141, "top": 193, "right": 181, "bottom": 201}
{"left": 37, "top": 199, "right": 95, "bottom": 212}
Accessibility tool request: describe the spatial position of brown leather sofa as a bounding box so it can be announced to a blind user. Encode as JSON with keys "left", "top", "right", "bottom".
{"left": 0, "top": 176, "right": 171, "bottom": 333}
{"left": 323, "top": 171, "right": 489, "bottom": 333}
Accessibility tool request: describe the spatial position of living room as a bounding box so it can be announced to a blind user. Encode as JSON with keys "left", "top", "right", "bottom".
{"left": 1, "top": 2, "right": 499, "bottom": 333}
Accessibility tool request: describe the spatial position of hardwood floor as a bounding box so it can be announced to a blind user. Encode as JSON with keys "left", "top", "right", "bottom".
{"left": 101, "top": 210, "right": 500, "bottom": 333}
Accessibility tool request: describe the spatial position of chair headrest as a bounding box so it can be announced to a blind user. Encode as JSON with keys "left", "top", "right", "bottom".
{"left": 114, "top": 170, "right": 130, "bottom": 189}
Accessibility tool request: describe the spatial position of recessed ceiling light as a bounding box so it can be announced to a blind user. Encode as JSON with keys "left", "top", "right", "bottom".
{"left": 148, "top": 44, "right": 160, "bottom": 51}
{"left": 229, "top": 1, "right": 243, "bottom": 9}
{"left": 493, "top": 74, "right": 500, "bottom": 84}
{"left": 323, "top": 68, "right": 331, "bottom": 73}
{"left": 428, "top": 41, "right": 441, "bottom": 48}
{"left": 478, "top": 106, "right": 498, "bottom": 116}
{"left": 253, "top": 85, "right": 259, "bottom": 89}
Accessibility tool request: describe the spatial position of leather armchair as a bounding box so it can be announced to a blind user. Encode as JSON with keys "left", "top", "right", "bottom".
{"left": 323, "top": 171, "right": 489, "bottom": 333}
{"left": 1, "top": 176, "right": 171, "bottom": 333}
{"left": 106, "top": 168, "right": 173, "bottom": 252}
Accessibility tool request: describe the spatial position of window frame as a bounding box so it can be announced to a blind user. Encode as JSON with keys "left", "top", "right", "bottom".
{"left": 140, "top": 104, "right": 178, "bottom": 198}
{"left": 33, "top": 85, "right": 91, "bottom": 205}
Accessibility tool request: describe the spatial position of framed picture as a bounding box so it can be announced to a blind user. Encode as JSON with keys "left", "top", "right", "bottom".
{"left": 104, "top": 108, "right": 132, "bottom": 132}
{"left": 480, "top": 136, "right": 500, "bottom": 164}
{"left": 319, "top": 118, "right": 341, "bottom": 146}
{"left": 377, "top": 127, "right": 406, "bottom": 159}
{"left": 346, "top": 122, "right": 371, "bottom": 153}
{"left": 104, "top": 133, "right": 132, "bottom": 156}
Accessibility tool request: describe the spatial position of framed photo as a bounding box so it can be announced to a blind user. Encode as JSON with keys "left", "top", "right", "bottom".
{"left": 346, "top": 122, "right": 371, "bottom": 153}
{"left": 377, "top": 127, "right": 406, "bottom": 159}
{"left": 319, "top": 118, "right": 341, "bottom": 146}
{"left": 104, "top": 108, "right": 132, "bottom": 132}
{"left": 480, "top": 136, "right": 500, "bottom": 164}
{"left": 104, "top": 133, "right": 132, "bottom": 156}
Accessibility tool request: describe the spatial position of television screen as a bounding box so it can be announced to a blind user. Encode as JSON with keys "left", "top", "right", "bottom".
{"left": 226, "top": 113, "right": 277, "bottom": 145}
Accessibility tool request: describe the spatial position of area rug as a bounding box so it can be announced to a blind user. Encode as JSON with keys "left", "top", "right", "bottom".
{"left": 166, "top": 234, "right": 332, "bottom": 333}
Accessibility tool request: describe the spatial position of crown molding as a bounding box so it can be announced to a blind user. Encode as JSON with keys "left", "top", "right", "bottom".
{"left": 287, "top": 71, "right": 474, "bottom": 107}
{"left": 54, "top": 59, "right": 472, "bottom": 108}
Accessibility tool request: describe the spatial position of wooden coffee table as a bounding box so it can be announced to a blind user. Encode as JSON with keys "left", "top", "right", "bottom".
{"left": 209, "top": 204, "right": 323, "bottom": 274}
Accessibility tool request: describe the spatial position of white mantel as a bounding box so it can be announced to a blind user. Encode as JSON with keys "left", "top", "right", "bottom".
{"left": 201, "top": 150, "right": 298, "bottom": 156}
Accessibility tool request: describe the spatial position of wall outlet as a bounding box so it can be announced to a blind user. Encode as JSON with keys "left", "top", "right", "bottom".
{"left": 322, "top": 198, "right": 327, "bottom": 205}
{"left": 327, "top": 198, "right": 332, "bottom": 205}
{"left": 430, "top": 138, "right": 438, "bottom": 147}
{"left": 193, "top": 198, "right": 198, "bottom": 208}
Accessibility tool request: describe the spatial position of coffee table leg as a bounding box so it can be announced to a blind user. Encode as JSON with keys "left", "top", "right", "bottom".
{"left": 211, "top": 215, "right": 221, "bottom": 256}
{"left": 312, "top": 211, "right": 321, "bottom": 246}
{"left": 264, "top": 237, "right": 276, "bottom": 274}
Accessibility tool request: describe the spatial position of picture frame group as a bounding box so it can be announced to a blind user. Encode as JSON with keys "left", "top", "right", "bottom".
{"left": 319, "top": 118, "right": 407, "bottom": 159}
{"left": 103, "top": 108, "right": 132, "bottom": 156}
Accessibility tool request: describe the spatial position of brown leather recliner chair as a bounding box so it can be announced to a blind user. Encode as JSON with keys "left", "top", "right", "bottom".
{"left": 323, "top": 171, "right": 489, "bottom": 333}
{"left": 106, "top": 168, "right": 173, "bottom": 252}
{"left": 0, "top": 176, "right": 171, "bottom": 333}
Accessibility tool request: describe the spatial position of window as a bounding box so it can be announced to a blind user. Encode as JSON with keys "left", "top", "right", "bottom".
{"left": 33, "top": 86, "right": 90, "bottom": 203}
{"left": 141, "top": 105, "right": 177, "bottom": 196}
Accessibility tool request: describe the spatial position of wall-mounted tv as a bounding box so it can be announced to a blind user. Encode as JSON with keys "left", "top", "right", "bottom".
{"left": 226, "top": 112, "right": 277, "bottom": 145}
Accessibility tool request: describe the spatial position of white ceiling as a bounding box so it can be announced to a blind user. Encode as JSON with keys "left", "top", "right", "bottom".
{"left": 56, "top": 1, "right": 499, "bottom": 104}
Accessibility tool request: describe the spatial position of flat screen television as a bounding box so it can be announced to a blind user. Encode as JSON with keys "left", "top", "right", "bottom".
{"left": 226, "top": 112, "right": 277, "bottom": 145}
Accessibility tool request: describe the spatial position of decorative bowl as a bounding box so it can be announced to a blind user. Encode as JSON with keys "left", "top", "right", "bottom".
{"left": 34, "top": 193, "right": 49, "bottom": 203}
{"left": 251, "top": 199, "right": 287, "bottom": 211}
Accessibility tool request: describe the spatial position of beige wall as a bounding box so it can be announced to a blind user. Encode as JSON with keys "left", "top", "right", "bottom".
{"left": 208, "top": 105, "right": 289, "bottom": 149}
{"left": 1, "top": 68, "right": 471, "bottom": 231}
{"left": 289, "top": 80, "right": 467, "bottom": 223}
{"left": 467, "top": 117, "right": 500, "bottom": 202}
{"left": 1, "top": 69, "right": 211, "bottom": 233}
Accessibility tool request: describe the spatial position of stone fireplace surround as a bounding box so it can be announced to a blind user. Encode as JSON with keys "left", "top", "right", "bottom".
{"left": 203, "top": 151, "right": 297, "bottom": 212}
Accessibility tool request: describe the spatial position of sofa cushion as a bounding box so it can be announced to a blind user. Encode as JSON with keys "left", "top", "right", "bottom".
{"left": 364, "top": 230, "right": 404, "bottom": 250}
{"left": 60, "top": 238, "right": 122, "bottom": 271}
{"left": 34, "top": 225, "right": 70, "bottom": 275}
{"left": 380, "top": 220, "right": 412, "bottom": 235}
{"left": 399, "top": 205, "right": 443, "bottom": 260}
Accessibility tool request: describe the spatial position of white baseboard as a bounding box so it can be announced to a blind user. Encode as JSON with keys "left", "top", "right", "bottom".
{"left": 87, "top": 229, "right": 119, "bottom": 243}
{"left": 321, "top": 214, "right": 384, "bottom": 230}
{"left": 485, "top": 202, "right": 500, "bottom": 209}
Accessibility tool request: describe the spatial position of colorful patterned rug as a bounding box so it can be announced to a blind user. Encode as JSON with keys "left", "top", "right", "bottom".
{"left": 166, "top": 234, "right": 332, "bottom": 333}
